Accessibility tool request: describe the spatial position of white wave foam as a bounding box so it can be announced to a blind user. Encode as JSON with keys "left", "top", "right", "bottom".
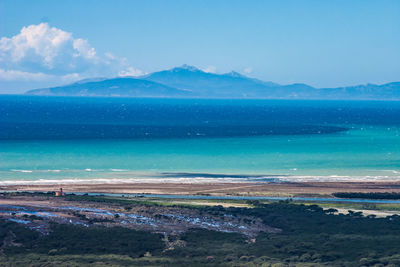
{"left": 11, "top": 169, "right": 33, "bottom": 173}
{"left": 0, "top": 177, "right": 256, "bottom": 186}
{"left": 1, "top": 174, "right": 400, "bottom": 186}
{"left": 278, "top": 175, "right": 400, "bottom": 182}
{"left": 10, "top": 169, "right": 62, "bottom": 173}
{"left": 382, "top": 170, "right": 400, "bottom": 174}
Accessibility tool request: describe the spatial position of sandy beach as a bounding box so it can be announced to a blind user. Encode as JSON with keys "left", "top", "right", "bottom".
{"left": 3, "top": 181, "right": 400, "bottom": 197}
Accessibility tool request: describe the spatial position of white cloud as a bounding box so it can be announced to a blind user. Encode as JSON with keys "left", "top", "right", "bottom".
{"left": 118, "top": 67, "right": 146, "bottom": 77}
{"left": 0, "top": 23, "right": 141, "bottom": 88}
{"left": 0, "top": 68, "right": 81, "bottom": 82}
{"left": 201, "top": 66, "right": 217, "bottom": 73}
{"left": 243, "top": 67, "right": 253, "bottom": 74}
{"left": 73, "top": 38, "right": 96, "bottom": 60}
{"left": 0, "top": 68, "right": 52, "bottom": 81}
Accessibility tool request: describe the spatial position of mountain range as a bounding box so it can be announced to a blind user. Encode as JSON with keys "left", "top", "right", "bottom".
{"left": 26, "top": 65, "right": 400, "bottom": 100}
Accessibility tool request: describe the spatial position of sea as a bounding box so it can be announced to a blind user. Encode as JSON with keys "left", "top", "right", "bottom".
{"left": 1, "top": 95, "right": 400, "bottom": 185}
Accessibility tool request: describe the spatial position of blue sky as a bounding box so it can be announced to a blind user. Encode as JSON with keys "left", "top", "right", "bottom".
{"left": 0, "top": 0, "right": 399, "bottom": 93}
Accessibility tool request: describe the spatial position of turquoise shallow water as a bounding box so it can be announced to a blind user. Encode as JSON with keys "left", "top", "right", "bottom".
{"left": 0, "top": 126, "right": 399, "bottom": 183}
{"left": 1, "top": 96, "right": 400, "bottom": 184}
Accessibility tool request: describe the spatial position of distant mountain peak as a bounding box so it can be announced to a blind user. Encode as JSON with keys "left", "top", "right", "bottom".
{"left": 172, "top": 64, "right": 201, "bottom": 72}
{"left": 24, "top": 65, "right": 400, "bottom": 100}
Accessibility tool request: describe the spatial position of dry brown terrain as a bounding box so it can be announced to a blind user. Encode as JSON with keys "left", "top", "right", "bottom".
{"left": 3, "top": 181, "right": 400, "bottom": 197}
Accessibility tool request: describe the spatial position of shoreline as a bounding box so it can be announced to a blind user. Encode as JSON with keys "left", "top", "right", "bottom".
{"left": 3, "top": 180, "right": 400, "bottom": 197}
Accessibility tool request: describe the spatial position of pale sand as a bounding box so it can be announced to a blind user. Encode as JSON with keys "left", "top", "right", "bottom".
{"left": 333, "top": 208, "right": 399, "bottom": 218}
{"left": 2, "top": 181, "right": 400, "bottom": 196}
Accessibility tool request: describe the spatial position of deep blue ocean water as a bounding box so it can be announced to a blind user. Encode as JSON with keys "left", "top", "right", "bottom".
{"left": 1, "top": 95, "right": 400, "bottom": 183}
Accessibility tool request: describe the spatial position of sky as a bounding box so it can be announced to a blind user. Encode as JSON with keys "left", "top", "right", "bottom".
{"left": 0, "top": 0, "right": 399, "bottom": 94}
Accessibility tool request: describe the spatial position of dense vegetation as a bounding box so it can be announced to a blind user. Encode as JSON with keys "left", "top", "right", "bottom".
{"left": 333, "top": 192, "right": 400, "bottom": 200}
{"left": 2, "top": 198, "right": 400, "bottom": 266}
{"left": 1, "top": 221, "right": 164, "bottom": 254}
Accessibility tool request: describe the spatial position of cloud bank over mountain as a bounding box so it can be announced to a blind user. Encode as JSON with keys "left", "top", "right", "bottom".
{"left": 0, "top": 23, "right": 142, "bottom": 92}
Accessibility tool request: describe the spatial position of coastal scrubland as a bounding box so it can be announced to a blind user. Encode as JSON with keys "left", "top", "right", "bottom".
{"left": 2, "top": 193, "right": 400, "bottom": 266}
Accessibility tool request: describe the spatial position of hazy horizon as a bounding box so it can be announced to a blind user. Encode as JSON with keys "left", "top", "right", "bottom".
{"left": 4, "top": 64, "right": 400, "bottom": 96}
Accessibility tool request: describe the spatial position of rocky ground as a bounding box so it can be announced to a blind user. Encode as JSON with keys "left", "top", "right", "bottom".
{"left": 0, "top": 195, "right": 280, "bottom": 238}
